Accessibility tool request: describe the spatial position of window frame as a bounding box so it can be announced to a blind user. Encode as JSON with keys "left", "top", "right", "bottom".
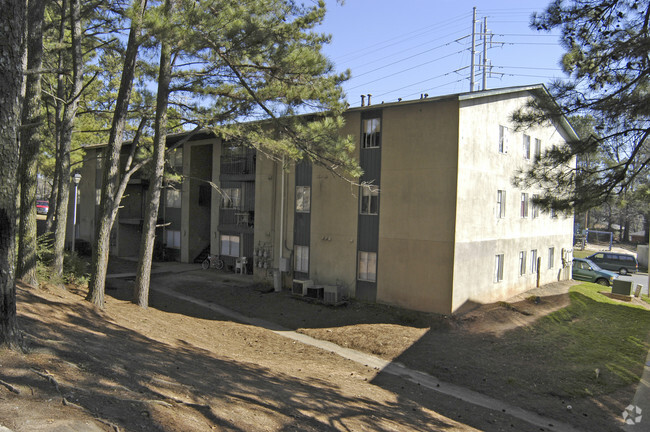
{"left": 220, "top": 234, "right": 240, "bottom": 257}
{"left": 358, "top": 251, "right": 377, "bottom": 282}
{"left": 534, "top": 138, "right": 541, "bottom": 160}
{"left": 294, "top": 245, "right": 309, "bottom": 273}
{"left": 494, "top": 254, "right": 504, "bottom": 282}
{"left": 169, "top": 148, "right": 183, "bottom": 169}
{"left": 296, "top": 185, "right": 311, "bottom": 213}
{"left": 520, "top": 193, "right": 529, "bottom": 218}
{"left": 519, "top": 250, "right": 527, "bottom": 276}
{"left": 166, "top": 229, "right": 181, "bottom": 249}
{"left": 166, "top": 187, "right": 182, "bottom": 209}
{"left": 221, "top": 187, "right": 241, "bottom": 210}
{"left": 548, "top": 247, "right": 555, "bottom": 269}
{"left": 496, "top": 190, "right": 506, "bottom": 218}
{"left": 523, "top": 134, "right": 531, "bottom": 160}
{"left": 361, "top": 117, "right": 381, "bottom": 149}
{"left": 360, "top": 185, "right": 379, "bottom": 215}
{"left": 498, "top": 125, "right": 508, "bottom": 154}
{"left": 530, "top": 249, "right": 538, "bottom": 274}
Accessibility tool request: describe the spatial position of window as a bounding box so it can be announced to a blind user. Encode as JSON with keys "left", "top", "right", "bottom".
{"left": 220, "top": 234, "right": 240, "bottom": 257}
{"left": 361, "top": 118, "right": 381, "bottom": 148}
{"left": 358, "top": 251, "right": 377, "bottom": 282}
{"left": 496, "top": 190, "right": 506, "bottom": 218}
{"left": 494, "top": 254, "right": 504, "bottom": 282}
{"left": 296, "top": 186, "right": 311, "bottom": 212}
{"left": 360, "top": 185, "right": 379, "bottom": 215}
{"left": 95, "top": 188, "right": 101, "bottom": 205}
{"left": 519, "top": 251, "right": 527, "bottom": 276}
{"left": 532, "top": 194, "right": 539, "bottom": 219}
{"left": 221, "top": 188, "right": 241, "bottom": 209}
{"left": 520, "top": 193, "right": 529, "bottom": 218}
{"left": 550, "top": 207, "right": 558, "bottom": 218}
{"left": 166, "top": 188, "right": 181, "bottom": 208}
{"left": 498, "top": 125, "right": 508, "bottom": 153}
{"left": 169, "top": 148, "right": 183, "bottom": 169}
{"left": 531, "top": 249, "right": 538, "bottom": 273}
{"left": 295, "top": 245, "right": 309, "bottom": 273}
{"left": 166, "top": 230, "right": 181, "bottom": 249}
{"left": 523, "top": 134, "right": 531, "bottom": 159}
{"left": 548, "top": 247, "right": 555, "bottom": 269}
{"left": 534, "top": 138, "right": 541, "bottom": 160}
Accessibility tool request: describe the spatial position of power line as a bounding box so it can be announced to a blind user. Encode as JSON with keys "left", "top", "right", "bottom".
{"left": 343, "top": 29, "right": 469, "bottom": 72}
{"left": 337, "top": 7, "right": 563, "bottom": 103}
{"left": 351, "top": 36, "right": 470, "bottom": 80}
{"left": 333, "top": 13, "right": 470, "bottom": 62}
{"left": 347, "top": 48, "right": 467, "bottom": 91}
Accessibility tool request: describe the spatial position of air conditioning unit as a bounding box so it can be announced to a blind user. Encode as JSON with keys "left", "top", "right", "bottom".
{"left": 292, "top": 279, "right": 313, "bottom": 296}
{"left": 323, "top": 285, "right": 343, "bottom": 305}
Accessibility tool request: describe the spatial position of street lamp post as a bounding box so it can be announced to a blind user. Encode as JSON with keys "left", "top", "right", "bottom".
{"left": 71, "top": 173, "right": 81, "bottom": 252}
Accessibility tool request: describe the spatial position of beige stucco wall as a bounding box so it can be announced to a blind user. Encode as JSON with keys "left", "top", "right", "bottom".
{"left": 375, "top": 100, "right": 460, "bottom": 314}
{"left": 77, "top": 148, "right": 98, "bottom": 246}
{"left": 253, "top": 152, "right": 294, "bottom": 282}
{"left": 307, "top": 112, "right": 360, "bottom": 295}
{"left": 452, "top": 92, "right": 575, "bottom": 311}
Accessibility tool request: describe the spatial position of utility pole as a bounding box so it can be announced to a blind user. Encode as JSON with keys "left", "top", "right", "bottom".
{"left": 469, "top": 6, "right": 476, "bottom": 92}
{"left": 482, "top": 16, "right": 488, "bottom": 91}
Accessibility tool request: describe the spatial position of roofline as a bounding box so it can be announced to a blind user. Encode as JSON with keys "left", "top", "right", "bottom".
{"left": 81, "top": 84, "right": 579, "bottom": 149}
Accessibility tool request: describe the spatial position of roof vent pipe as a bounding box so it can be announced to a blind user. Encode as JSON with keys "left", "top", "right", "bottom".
{"left": 360, "top": 95, "right": 365, "bottom": 107}
{"left": 367, "top": 94, "right": 372, "bottom": 106}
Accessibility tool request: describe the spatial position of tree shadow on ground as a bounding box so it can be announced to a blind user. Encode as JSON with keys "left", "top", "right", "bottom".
{"left": 13, "top": 285, "right": 466, "bottom": 431}
{"left": 384, "top": 290, "right": 650, "bottom": 432}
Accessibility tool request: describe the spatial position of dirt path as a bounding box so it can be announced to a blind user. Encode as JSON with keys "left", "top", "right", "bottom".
{"left": 0, "top": 281, "right": 545, "bottom": 432}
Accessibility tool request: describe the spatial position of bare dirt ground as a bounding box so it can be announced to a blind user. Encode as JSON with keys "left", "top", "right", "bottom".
{"left": 0, "top": 259, "right": 644, "bottom": 431}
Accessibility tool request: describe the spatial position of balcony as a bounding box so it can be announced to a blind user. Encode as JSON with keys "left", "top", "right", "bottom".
{"left": 220, "top": 154, "right": 256, "bottom": 180}
{"left": 218, "top": 209, "right": 254, "bottom": 233}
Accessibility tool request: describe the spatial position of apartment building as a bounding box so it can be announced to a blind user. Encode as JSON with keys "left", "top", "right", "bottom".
{"left": 75, "top": 84, "right": 577, "bottom": 314}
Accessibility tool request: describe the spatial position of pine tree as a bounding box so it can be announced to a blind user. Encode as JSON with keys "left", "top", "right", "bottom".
{"left": 17, "top": 0, "right": 47, "bottom": 286}
{"left": 87, "top": 0, "right": 148, "bottom": 308}
{"left": 0, "top": 0, "right": 26, "bottom": 349}
{"left": 513, "top": 0, "right": 650, "bottom": 212}
{"left": 89, "top": 0, "right": 359, "bottom": 307}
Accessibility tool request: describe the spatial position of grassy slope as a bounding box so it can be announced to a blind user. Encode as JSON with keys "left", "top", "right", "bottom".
{"left": 488, "top": 283, "right": 650, "bottom": 398}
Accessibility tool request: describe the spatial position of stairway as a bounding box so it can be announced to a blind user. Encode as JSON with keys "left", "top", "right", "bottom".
{"left": 194, "top": 245, "right": 210, "bottom": 263}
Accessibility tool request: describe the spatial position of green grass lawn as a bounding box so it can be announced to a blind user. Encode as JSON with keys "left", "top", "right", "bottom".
{"left": 572, "top": 249, "right": 592, "bottom": 259}
{"left": 509, "top": 283, "right": 650, "bottom": 398}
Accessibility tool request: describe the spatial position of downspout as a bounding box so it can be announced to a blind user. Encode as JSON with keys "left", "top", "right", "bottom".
{"left": 276, "top": 155, "right": 285, "bottom": 291}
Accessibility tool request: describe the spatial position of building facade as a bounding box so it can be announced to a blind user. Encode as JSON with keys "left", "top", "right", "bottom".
{"left": 76, "top": 85, "right": 577, "bottom": 314}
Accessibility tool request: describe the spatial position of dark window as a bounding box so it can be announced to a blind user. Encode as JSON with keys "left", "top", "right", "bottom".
{"left": 362, "top": 118, "right": 381, "bottom": 148}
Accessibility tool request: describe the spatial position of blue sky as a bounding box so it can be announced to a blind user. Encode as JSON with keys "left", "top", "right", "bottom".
{"left": 317, "top": 0, "right": 567, "bottom": 107}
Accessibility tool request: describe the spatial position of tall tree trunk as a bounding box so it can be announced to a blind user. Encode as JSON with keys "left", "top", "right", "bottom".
{"left": 134, "top": 23, "right": 172, "bottom": 308}
{"left": 17, "top": 0, "right": 46, "bottom": 286}
{"left": 87, "top": 0, "right": 146, "bottom": 308}
{"left": 45, "top": 166, "right": 59, "bottom": 232}
{"left": 0, "top": 0, "right": 26, "bottom": 349}
{"left": 45, "top": 0, "right": 68, "bottom": 234}
{"left": 52, "top": 0, "right": 83, "bottom": 281}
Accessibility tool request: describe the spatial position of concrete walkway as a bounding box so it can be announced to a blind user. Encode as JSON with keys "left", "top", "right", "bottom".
{"left": 147, "top": 280, "right": 583, "bottom": 432}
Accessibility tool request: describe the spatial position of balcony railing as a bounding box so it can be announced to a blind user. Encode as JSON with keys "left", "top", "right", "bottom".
{"left": 220, "top": 154, "right": 255, "bottom": 176}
